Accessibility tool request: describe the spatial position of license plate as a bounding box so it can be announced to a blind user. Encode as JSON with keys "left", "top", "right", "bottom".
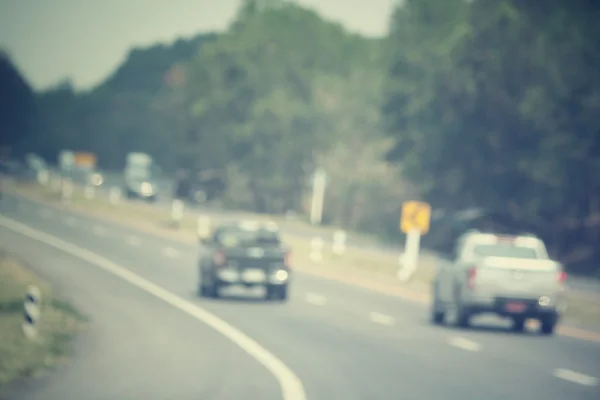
{"left": 242, "top": 269, "right": 265, "bottom": 283}
{"left": 505, "top": 302, "right": 527, "bottom": 313}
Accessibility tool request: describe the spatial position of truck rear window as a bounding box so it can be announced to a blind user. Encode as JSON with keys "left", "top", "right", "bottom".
{"left": 218, "top": 227, "right": 281, "bottom": 248}
{"left": 473, "top": 243, "right": 539, "bottom": 259}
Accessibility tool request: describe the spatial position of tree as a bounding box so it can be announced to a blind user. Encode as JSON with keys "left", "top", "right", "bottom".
{"left": 0, "top": 50, "right": 37, "bottom": 155}
{"left": 383, "top": 0, "right": 600, "bottom": 274}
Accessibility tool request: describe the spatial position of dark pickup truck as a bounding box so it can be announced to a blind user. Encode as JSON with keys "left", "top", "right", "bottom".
{"left": 197, "top": 221, "right": 291, "bottom": 301}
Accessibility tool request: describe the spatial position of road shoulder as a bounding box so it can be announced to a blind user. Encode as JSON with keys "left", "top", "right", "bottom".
{"left": 0, "top": 250, "right": 86, "bottom": 397}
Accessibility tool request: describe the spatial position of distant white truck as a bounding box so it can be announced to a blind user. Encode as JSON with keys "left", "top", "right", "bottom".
{"left": 431, "top": 231, "right": 567, "bottom": 335}
{"left": 123, "top": 152, "right": 158, "bottom": 202}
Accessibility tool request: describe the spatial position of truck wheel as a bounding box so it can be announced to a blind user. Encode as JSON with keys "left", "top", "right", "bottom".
{"left": 267, "top": 285, "right": 288, "bottom": 301}
{"left": 431, "top": 299, "right": 445, "bottom": 325}
{"left": 512, "top": 317, "right": 526, "bottom": 333}
{"left": 456, "top": 308, "right": 471, "bottom": 328}
{"left": 445, "top": 302, "right": 470, "bottom": 328}
{"left": 540, "top": 315, "right": 557, "bottom": 335}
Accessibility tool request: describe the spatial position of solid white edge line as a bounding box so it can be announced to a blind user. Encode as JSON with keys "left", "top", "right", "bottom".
{"left": 0, "top": 215, "right": 306, "bottom": 400}
{"left": 553, "top": 368, "right": 598, "bottom": 386}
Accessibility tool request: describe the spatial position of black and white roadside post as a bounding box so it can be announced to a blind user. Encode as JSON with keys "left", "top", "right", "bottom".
{"left": 22, "top": 285, "right": 41, "bottom": 339}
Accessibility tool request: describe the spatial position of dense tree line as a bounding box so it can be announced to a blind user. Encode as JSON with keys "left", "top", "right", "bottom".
{"left": 384, "top": 0, "right": 600, "bottom": 274}
{"left": 2, "top": 0, "right": 598, "bottom": 275}
{"left": 0, "top": 50, "right": 37, "bottom": 156}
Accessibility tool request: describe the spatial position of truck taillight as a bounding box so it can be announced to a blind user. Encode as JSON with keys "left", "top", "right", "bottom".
{"left": 213, "top": 250, "right": 226, "bottom": 266}
{"left": 284, "top": 251, "right": 291, "bottom": 268}
{"left": 558, "top": 271, "right": 567, "bottom": 284}
{"left": 467, "top": 267, "right": 477, "bottom": 289}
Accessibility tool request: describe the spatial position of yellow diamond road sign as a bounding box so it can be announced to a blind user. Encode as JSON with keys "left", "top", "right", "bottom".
{"left": 401, "top": 201, "right": 431, "bottom": 234}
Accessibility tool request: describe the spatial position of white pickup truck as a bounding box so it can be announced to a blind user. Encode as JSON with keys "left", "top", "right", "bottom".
{"left": 431, "top": 231, "right": 567, "bottom": 335}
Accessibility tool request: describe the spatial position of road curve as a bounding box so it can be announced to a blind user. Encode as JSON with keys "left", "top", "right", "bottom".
{"left": 1, "top": 193, "right": 599, "bottom": 400}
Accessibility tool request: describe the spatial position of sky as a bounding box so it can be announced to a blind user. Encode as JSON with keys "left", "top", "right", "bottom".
{"left": 0, "top": 0, "right": 397, "bottom": 91}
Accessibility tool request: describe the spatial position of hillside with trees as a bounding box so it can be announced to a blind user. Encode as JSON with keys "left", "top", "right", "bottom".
{"left": 3, "top": 0, "right": 599, "bottom": 276}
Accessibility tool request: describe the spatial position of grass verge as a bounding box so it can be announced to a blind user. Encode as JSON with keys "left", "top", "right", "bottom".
{"left": 0, "top": 251, "right": 87, "bottom": 393}
{"left": 563, "top": 291, "right": 600, "bottom": 329}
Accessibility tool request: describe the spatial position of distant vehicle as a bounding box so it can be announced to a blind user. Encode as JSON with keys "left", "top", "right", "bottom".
{"left": 197, "top": 220, "right": 291, "bottom": 301}
{"left": 431, "top": 231, "right": 566, "bottom": 335}
{"left": 123, "top": 152, "right": 159, "bottom": 202}
{"left": 188, "top": 169, "right": 226, "bottom": 204}
{"left": 70, "top": 166, "right": 103, "bottom": 187}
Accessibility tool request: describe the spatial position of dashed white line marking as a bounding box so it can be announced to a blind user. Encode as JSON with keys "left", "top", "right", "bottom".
{"left": 65, "top": 217, "right": 76, "bottom": 227}
{"left": 127, "top": 236, "right": 142, "bottom": 246}
{"left": 92, "top": 225, "right": 107, "bottom": 235}
{"left": 0, "top": 214, "right": 307, "bottom": 400}
{"left": 162, "top": 247, "right": 179, "bottom": 258}
{"left": 553, "top": 369, "right": 598, "bottom": 386}
{"left": 448, "top": 336, "right": 481, "bottom": 352}
{"left": 305, "top": 292, "right": 327, "bottom": 306}
{"left": 369, "top": 312, "right": 395, "bottom": 326}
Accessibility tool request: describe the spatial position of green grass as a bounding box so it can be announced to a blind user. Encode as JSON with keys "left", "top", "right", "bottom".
{"left": 0, "top": 251, "right": 87, "bottom": 393}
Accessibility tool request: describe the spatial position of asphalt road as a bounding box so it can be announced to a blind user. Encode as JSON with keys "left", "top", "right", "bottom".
{"left": 1, "top": 193, "right": 599, "bottom": 400}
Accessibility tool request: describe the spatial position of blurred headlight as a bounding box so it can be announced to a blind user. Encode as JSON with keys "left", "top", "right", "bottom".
{"left": 91, "top": 173, "right": 103, "bottom": 186}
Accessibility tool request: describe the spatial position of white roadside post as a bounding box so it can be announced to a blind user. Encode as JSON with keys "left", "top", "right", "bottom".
{"left": 37, "top": 169, "right": 49, "bottom": 186}
{"left": 83, "top": 184, "right": 95, "bottom": 199}
{"left": 397, "top": 229, "right": 421, "bottom": 282}
{"left": 332, "top": 230, "right": 347, "bottom": 256}
{"left": 61, "top": 178, "right": 73, "bottom": 204}
{"left": 397, "top": 201, "right": 431, "bottom": 282}
{"left": 197, "top": 215, "right": 212, "bottom": 241}
{"left": 109, "top": 187, "right": 121, "bottom": 205}
{"left": 22, "top": 285, "right": 41, "bottom": 339}
{"left": 310, "top": 237, "right": 324, "bottom": 262}
{"left": 310, "top": 168, "right": 327, "bottom": 225}
{"left": 50, "top": 174, "right": 61, "bottom": 193}
{"left": 171, "top": 199, "right": 185, "bottom": 228}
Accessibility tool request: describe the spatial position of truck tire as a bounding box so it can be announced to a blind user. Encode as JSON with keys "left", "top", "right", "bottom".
{"left": 431, "top": 297, "right": 445, "bottom": 325}
{"left": 267, "top": 285, "right": 288, "bottom": 301}
{"left": 540, "top": 315, "right": 557, "bottom": 335}
{"left": 512, "top": 317, "right": 526, "bottom": 333}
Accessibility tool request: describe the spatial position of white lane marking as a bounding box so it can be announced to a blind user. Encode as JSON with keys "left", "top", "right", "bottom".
{"left": 553, "top": 368, "right": 598, "bottom": 386}
{"left": 65, "top": 217, "right": 76, "bottom": 227}
{"left": 127, "top": 236, "right": 142, "bottom": 246}
{"left": 305, "top": 292, "right": 327, "bottom": 306}
{"left": 162, "top": 247, "right": 179, "bottom": 258}
{"left": 92, "top": 225, "right": 106, "bottom": 236}
{"left": 369, "top": 312, "right": 395, "bottom": 326}
{"left": 448, "top": 336, "right": 481, "bottom": 352}
{"left": 0, "top": 215, "right": 306, "bottom": 400}
{"left": 40, "top": 209, "right": 52, "bottom": 219}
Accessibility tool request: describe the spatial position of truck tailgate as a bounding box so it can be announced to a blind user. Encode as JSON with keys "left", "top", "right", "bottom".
{"left": 473, "top": 257, "right": 562, "bottom": 298}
